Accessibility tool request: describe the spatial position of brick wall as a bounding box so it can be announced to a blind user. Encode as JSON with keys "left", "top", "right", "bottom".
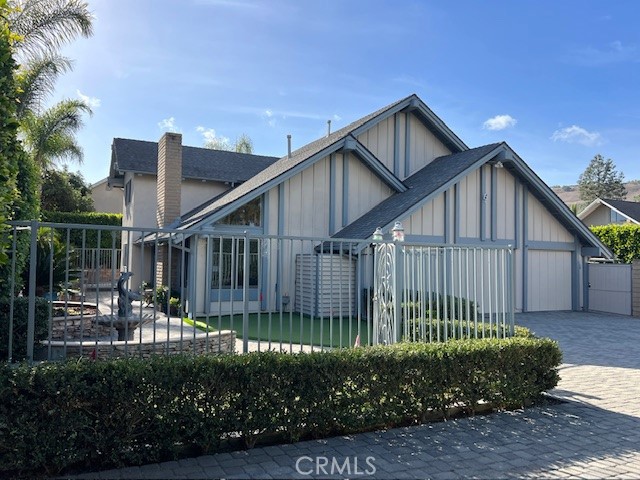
{"left": 156, "top": 132, "right": 182, "bottom": 286}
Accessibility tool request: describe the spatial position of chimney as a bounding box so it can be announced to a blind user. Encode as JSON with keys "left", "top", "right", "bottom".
{"left": 156, "top": 132, "right": 182, "bottom": 288}
{"left": 156, "top": 132, "right": 182, "bottom": 228}
{"left": 287, "top": 134, "right": 292, "bottom": 158}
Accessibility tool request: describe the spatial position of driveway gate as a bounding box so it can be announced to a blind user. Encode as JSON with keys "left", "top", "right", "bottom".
{"left": 588, "top": 263, "right": 632, "bottom": 315}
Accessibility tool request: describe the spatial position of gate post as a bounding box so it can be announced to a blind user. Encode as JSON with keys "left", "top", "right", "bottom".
{"left": 26, "top": 219, "right": 39, "bottom": 364}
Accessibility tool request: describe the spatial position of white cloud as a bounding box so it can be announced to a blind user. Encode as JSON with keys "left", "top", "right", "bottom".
{"left": 158, "top": 117, "right": 180, "bottom": 132}
{"left": 333, "top": 114, "right": 342, "bottom": 122}
{"left": 483, "top": 114, "right": 517, "bottom": 131}
{"left": 196, "top": 126, "right": 229, "bottom": 145}
{"left": 264, "top": 109, "right": 273, "bottom": 117}
{"left": 77, "top": 89, "right": 101, "bottom": 108}
{"left": 550, "top": 125, "right": 602, "bottom": 146}
{"left": 566, "top": 41, "right": 638, "bottom": 66}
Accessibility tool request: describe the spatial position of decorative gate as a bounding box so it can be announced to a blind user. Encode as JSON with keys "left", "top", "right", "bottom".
{"left": 372, "top": 242, "right": 399, "bottom": 345}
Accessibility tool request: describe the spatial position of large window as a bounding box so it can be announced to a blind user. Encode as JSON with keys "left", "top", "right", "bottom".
{"left": 211, "top": 238, "right": 259, "bottom": 290}
{"left": 216, "top": 197, "right": 261, "bottom": 226}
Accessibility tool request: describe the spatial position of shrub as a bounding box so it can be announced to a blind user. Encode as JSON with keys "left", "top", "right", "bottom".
{"left": 0, "top": 297, "right": 50, "bottom": 361}
{"left": 0, "top": 337, "right": 561, "bottom": 477}
{"left": 40, "top": 211, "right": 122, "bottom": 249}
{"left": 405, "top": 317, "right": 533, "bottom": 342}
{"left": 590, "top": 224, "right": 640, "bottom": 263}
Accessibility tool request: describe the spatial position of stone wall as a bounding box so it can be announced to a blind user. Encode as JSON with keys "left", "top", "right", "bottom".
{"left": 50, "top": 316, "right": 113, "bottom": 340}
{"left": 44, "top": 330, "right": 236, "bottom": 360}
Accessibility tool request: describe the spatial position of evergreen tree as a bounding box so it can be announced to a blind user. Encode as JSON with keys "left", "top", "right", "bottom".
{"left": 578, "top": 154, "right": 626, "bottom": 203}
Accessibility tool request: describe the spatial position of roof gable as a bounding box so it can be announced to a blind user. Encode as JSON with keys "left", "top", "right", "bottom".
{"left": 175, "top": 94, "right": 467, "bottom": 230}
{"left": 579, "top": 198, "right": 640, "bottom": 225}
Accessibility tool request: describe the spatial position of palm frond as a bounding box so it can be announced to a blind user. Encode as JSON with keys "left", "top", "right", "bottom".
{"left": 9, "top": 0, "right": 94, "bottom": 59}
{"left": 15, "top": 53, "right": 71, "bottom": 118}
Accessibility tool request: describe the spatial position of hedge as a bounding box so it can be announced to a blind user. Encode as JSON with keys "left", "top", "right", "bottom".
{"left": 590, "top": 224, "right": 640, "bottom": 263}
{"left": 41, "top": 211, "right": 123, "bottom": 249}
{"left": 0, "top": 297, "right": 49, "bottom": 362}
{"left": 0, "top": 337, "right": 561, "bottom": 477}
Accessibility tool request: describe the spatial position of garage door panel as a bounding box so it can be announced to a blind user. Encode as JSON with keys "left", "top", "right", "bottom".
{"left": 527, "top": 250, "right": 572, "bottom": 311}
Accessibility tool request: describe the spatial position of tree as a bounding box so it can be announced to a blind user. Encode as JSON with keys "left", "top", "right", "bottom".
{"left": 205, "top": 133, "right": 254, "bottom": 154}
{"left": 20, "top": 98, "right": 92, "bottom": 169}
{"left": 41, "top": 168, "right": 94, "bottom": 212}
{"left": 7, "top": 0, "right": 93, "bottom": 167}
{"left": 578, "top": 154, "right": 626, "bottom": 203}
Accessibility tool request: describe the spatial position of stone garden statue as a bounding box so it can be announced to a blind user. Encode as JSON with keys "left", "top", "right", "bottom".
{"left": 117, "top": 272, "right": 142, "bottom": 318}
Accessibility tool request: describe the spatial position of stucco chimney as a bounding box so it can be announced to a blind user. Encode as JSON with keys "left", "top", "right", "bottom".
{"left": 156, "top": 132, "right": 182, "bottom": 228}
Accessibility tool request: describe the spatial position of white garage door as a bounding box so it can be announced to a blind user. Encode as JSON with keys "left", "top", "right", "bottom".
{"left": 527, "top": 250, "right": 572, "bottom": 311}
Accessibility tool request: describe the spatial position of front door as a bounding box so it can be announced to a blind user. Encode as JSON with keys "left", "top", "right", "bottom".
{"left": 210, "top": 238, "right": 259, "bottom": 305}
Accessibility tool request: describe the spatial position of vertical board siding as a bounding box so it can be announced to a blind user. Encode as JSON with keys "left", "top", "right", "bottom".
{"left": 496, "top": 168, "right": 516, "bottom": 240}
{"left": 356, "top": 116, "right": 395, "bottom": 172}
{"left": 405, "top": 193, "right": 446, "bottom": 236}
{"left": 457, "top": 170, "right": 480, "bottom": 238}
{"left": 527, "top": 191, "right": 574, "bottom": 242}
{"left": 347, "top": 155, "right": 393, "bottom": 225}
{"left": 527, "top": 250, "right": 572, "bottom": 311}
{"left": 407, "top": 115, "right": 452, "bottom": 177}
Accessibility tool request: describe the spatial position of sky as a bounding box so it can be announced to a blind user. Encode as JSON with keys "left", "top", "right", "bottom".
{"left": 53, "top": 0, "right": 640, "bottom": 187}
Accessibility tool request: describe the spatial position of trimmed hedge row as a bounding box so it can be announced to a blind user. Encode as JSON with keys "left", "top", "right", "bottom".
{"left": 41, "top": 211, "right": 123, "bottom": 249}
{"left": 406, "top": 318, "right": 533, "bottom": 341}
{"left": 590, "top": 224, "right": 640, "bottom": 263}
{"left": 0, "top": 297, "right": 50, "bottom": 361}
{"left": 0, "top": 337, "right": 561, "bottom": 477}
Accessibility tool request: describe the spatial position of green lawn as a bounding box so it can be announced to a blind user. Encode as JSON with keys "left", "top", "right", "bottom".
{"left": 188, "top": 312, "right": 369, "bottom": 348}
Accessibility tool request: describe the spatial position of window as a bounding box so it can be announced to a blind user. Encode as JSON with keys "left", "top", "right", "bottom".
{"left": 124, "top": 180, "right": 132, "bottom": 206}
{"left": 210, "top": 238, "right": 259, "bottom": 289}
{"left": 611, "top": 210, "right": 627, "bottom": 224}
{"left": 216, "top": 197, "right": 261, "bottom": 226}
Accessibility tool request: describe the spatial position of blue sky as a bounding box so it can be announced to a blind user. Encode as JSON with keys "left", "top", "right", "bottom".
{"left": 55, "top": 0, "right": 640, "bottom": 187}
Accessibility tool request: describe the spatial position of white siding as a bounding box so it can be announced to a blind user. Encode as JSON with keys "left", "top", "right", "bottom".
{"left": 582, "top": 204, "right": 613, "bottom": 227}
{"left": 457, "top": 170, "right": 480, "bottom": 239}
{"left": 495, "top": 168, "right": 516, "bottom": 240}
{"left": 527, "top": 250, "right": 572, "bottom": 311}
{"left": 345, "top": 154, "right": 393, "bottom": 226}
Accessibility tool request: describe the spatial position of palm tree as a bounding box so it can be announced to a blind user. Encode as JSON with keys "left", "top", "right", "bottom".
{"left": 7, "top": 0, "right": 94, "bottom": 167}
{"left": 20, "top": 99, "right": 92, "bottom": 169}
{"left": 8, "top": 0, "right": 93, "bottom": 60}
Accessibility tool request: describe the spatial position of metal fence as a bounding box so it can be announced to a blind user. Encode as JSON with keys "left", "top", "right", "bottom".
{"left": 1, "top": 221, "right": 514, "bottom": 363}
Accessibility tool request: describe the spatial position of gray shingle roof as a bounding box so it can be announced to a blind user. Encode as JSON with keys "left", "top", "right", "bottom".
{"left": 111, "top": 138, "right": 278, "bottom": 183}
{"left": 332, "top": 143, "right": 502, "bottom": 239}
{"left": 601, "top": 198, "right": 640, "bottom": 222}
{"left": 176, "top": 94, "right": 420, "bottom": 229}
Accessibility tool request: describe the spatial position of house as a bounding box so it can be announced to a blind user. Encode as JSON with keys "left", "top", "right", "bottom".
{"left": 579, "top": 198, "right": 640, "bottom": 227}
{"left": 108, "top": 94, "right": 611, "bottom": 314}
{"left": 90, "top": 177, "right": 122, "bottom": 214}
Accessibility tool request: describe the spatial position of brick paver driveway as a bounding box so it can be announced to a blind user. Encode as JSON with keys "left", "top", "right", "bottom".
{"left": 77, "top": 312, "right": 640, "bottom": 479}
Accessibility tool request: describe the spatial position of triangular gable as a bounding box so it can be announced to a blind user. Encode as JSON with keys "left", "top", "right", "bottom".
{"left": 579, "top": 198, "right": 640, "bottom": 225}
{"left": 334, "top": 142, "right": 612, "bottom": 257}
{"left": 175, "top": 94, "right": 467, "bottom": 231}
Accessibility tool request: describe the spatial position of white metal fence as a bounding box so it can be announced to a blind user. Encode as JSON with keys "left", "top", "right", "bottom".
{"left": 1, "top": 221, "right": 515, "bottom": 363}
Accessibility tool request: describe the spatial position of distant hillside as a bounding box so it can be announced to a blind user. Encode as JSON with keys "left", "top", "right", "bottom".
{"left": 552, "top": 180, "right": 640, "bottom": 210}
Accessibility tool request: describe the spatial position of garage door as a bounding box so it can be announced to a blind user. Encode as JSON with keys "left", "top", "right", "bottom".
{"left": 527, "top": 250, "right": 572, "bottom": 311}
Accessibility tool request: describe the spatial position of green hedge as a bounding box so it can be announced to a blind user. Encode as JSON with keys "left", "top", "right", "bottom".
{"left": 406, "top": 318, "right": 533, "bottom": 341}
{"left": 0, "top": 297, "right": 49, "bottom": 362}
{"left": 41, "top": 211, "right": 122, "bottom": 249}
{"left": 0, "top": 338, "right": 561, "bottom": 476}
{"left": 590, "top": 224, "right": 640, "bottom": 263}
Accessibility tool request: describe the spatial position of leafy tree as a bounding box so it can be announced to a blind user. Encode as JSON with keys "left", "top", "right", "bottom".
{"left": 578, "top": 154, "right": 626, "bottom": 203}
{"left": 41, "top": 167, "right": 94, "bottom": 212}
{"left": 205, "top": 133, "right": 254, "bottom": 154}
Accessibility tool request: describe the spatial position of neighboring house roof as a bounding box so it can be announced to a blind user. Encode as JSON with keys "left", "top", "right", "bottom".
{"left": 90, "top": 177, "right": 109, "bottom": 190}
{"left": 333, "top": 143, "right": 502, "bottom": 239}
{"left": 108, "top": 138, "right": 278, "bottom": 186}
{"left": 175, "top": 93, "right": 468, "bottom": 231}
{"left": 578, "top": 198, "right": 640, "bottom": 225}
